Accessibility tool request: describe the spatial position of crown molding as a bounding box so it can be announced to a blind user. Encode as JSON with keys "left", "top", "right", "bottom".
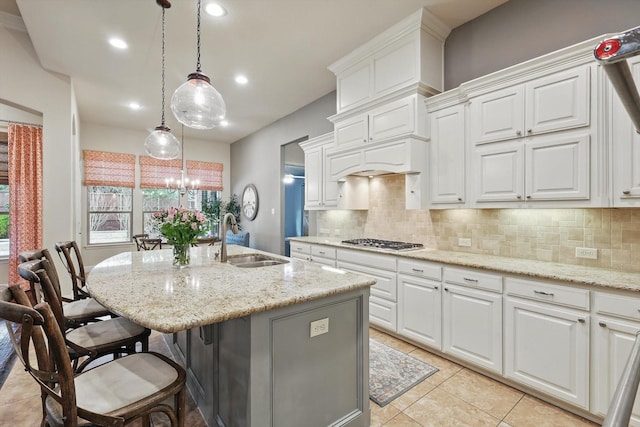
{"left": 0, "top": 11, "right": 26, "bottom": 32}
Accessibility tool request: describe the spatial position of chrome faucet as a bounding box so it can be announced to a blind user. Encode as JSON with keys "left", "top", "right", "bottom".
{"left": 220, "top": 212, "right": 238, "bottom": 262}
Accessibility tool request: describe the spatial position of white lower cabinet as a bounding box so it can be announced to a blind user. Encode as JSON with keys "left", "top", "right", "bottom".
{"left": 504, "top": 278, "right": 590, "bottom": 409}
{"left": 310, "top": 244, "right": 336, "bottom": 267}
{"left": 592, "top": 292, "right": 640, "bottom": 425}
{"left": 337, "top": 249, "right": 397, "bottom": 331}
{"left": 289, "top": 242, "right": 311, "bottom": 261}
{"left": 290, "top": 242, "right": 336, "bottom": 267}
{"left": 397, "top": 259, "right": 442, "bottom": 350}
{"left": 442, "top": 283, "right": 502, "bottom": 373}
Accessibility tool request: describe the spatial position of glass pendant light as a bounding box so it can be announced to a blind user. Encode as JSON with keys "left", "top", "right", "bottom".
{"left": 171, "top": 0, "right": 226, "bottom": 130}
{"left": 145, "top": 2, "right": 180, "bottom": 160}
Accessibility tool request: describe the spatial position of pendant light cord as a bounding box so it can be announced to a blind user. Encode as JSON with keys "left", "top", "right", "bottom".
{"left": 196, "top": 0, "right": 202, "bottom": 73}
{"left": 161, "top": 6, "right": 167, "bottom": 126}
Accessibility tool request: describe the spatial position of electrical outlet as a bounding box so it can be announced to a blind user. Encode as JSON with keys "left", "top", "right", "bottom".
{"left": 310, "top": 318, "right": 329, "bottom": 338}
{"left": 576, "top": 247, "right": 598, "bottom": 259}
{"left": 458, "top": 238, "right": 472, "bottom": 247}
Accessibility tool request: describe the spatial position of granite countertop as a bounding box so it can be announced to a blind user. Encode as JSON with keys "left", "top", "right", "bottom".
{"left": 289, "top": 236, "right": 640, "bottom": 293}
{"left": 87, "top": 245, "right": 375, "bottom": 333}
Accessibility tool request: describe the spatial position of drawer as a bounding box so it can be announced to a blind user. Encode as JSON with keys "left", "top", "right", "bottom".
{"left": 505, "top": 277, "right": 589, "bottom": 310}
{"left": 290, "top": 242, "right": 311, "bottom": 254}
{"left": 336, "top": 248, "right": 396, "bottom": 271}
{"left": 312, "top": 257, "right": 336, "bottom": 268}
{"left": 369, "top": 295, "right": 397, "bottom": 332}
{"left": 443, "top": 267, "right": 503, "bottom": 293}
{"left": 398, "top": 258, "right": 441, "bottom": 281}
{"left": 338, "top": 261, "right": 397, "bottom": 302}
{"left": 311, "top": 245, "right": 336, "bottom": 259}
{"left": 595, "top": 291, "right": 640, "bottom": 321}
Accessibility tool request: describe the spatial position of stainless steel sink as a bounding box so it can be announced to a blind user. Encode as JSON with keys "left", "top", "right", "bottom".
{"left": 227, "top": 254, "right": 289, "bottom": 268}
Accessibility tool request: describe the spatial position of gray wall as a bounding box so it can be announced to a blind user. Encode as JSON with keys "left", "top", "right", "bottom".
{"left": 230, "top": 91, "right": 336, "bottom": 255}
{"left": 445, "top": 0, "right": 640, "bottom": 89}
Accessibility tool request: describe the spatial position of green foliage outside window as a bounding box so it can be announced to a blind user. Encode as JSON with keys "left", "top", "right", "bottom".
{"left": 0, "top": 214, "right": 8, "bottom": 239}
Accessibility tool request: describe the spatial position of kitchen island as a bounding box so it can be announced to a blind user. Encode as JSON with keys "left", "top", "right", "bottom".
{"left": 87, "top": 245, "right": 375, "bottom": 427}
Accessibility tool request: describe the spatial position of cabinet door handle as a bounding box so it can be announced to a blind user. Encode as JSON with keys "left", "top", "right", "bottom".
{"left": 578, "top": 318, "right": 585, "bottom": 323}
{"left": 363, "top": 139, "right": 367, "bottom": 143}
{"left": 534, "top": 290, "right": 554, "bottom": 296}
{"left": 526, "top": 195, "right": 531, "bottom": 199}
{"left": 434, "top": 286, "right": 439, "bottom": 290}
{"left": 599, "top": 321, "right": 607, "bottom": 328}
{"left": 516, "top": 130, "right": 522, "bottom": 136}
{"left": 444, "top": 287, "right": 449, "bottom": 292}
{"left": 516, "top": 194, "right": 522, "bottom": 199}
{"left": 412, "top": 268, "right": 424, "bottom": 273}
{"left": 463, "top": 277, "right": 478, "bottom": 283}
{"left": 623, "top": 190, "right": 631, "bottom": 195}
{"left": 457, "top": 197, "right": 462, "bottom": 201}
{"left": 527, "top": 128, "right": 532, "bottom": 133}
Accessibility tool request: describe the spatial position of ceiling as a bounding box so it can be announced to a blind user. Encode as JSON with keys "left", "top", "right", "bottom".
{"left": 5, "top": 0, "right": 507, "bottom": 144}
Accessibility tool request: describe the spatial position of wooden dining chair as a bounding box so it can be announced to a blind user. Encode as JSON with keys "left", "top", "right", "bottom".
{"left": 53, "top": 241, "right": 94, "bottom": 301}
{"left": 18, "top": 258, "right": 151, "bottom": 373}
{"left": 140, "top": 238, "right": 163, "bottom": 250}
{"left": 191, "top": 237, "right": 217, "bottom": 247}
{"left": 132, "top": 233, "right": 149, "bottom": 251}
{"left": 19, "top": 248, "right": 111, "bottom": 329}
{"left": 0, "top": 283, "right": 186, "bottom": 427}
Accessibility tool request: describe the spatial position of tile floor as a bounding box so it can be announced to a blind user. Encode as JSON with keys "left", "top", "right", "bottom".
{"left": 0, "top": 328, "right": 601, "bottom": 426}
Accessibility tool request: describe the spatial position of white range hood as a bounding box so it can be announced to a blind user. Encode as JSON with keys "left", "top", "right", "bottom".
{"left": 326, "top": 136, "right": 427, "bottom": 181}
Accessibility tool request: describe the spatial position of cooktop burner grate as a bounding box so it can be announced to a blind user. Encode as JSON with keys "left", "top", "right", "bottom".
{"left": 341, "top": 238, "right": 424, "bottom": 251}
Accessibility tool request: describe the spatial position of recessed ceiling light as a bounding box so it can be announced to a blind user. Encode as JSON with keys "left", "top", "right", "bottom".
{"left": 128, "top": 102, "right": 141, "bottom": 110}
{"left": 108, "top": 37, "right": 128, "bottom": 49}
{"left": 205, "top": 3, "right": 227, "bottom": 17}
{"left": 235, "top": 75, "right": 248, "bottom": 85}
{"left": 219, "top": 120, "right": 229, "bottom": 127}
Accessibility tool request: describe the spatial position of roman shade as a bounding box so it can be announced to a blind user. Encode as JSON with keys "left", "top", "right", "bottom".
{"left": 186, "top": 160, "right": 223, "bottom": 191}
{"left": 139, "top": 156, "right": 181, "bottom": 189}
{"left": 83, "top": 150, "right": 135, "bottom": 188}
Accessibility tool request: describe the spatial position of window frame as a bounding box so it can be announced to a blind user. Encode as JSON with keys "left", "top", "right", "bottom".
{"left": 86, "top": 186, "right": 133, "bottom": 246}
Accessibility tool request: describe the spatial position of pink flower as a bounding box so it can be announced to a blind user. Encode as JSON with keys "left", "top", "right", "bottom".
{"left": 191, "top": 223, "right": 197, "bottom": 230}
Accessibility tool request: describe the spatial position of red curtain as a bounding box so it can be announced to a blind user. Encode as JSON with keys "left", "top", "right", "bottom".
{"left": 8, "top": 124, "right": 43, "bottom": 289}
{"left": 139, "top": 155, "right": 181, "bottom": 189}
{"left": 186, "top": 160, "right": 223, "bottom": 191}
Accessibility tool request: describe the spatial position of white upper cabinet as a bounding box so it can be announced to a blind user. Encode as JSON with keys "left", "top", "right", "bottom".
{"left": 299, "top": 133, "right": 338, "bottom": 210}
{"left": 469, "top": 85, "right": 525, "bottom": 144}
{"left": 428, "top": 102, "right": 466, "bottom": 205}
{"left": 469, "top": 65, "right": 590, "bottom": 145}
{"left": 334, "top": 95, "right": 423, "bottom": 149}
{"left": 329, "top": 8, "right": 450, "bottom": 115}
{"left": 612, "top": 56, "right": 640, "bottom": 206}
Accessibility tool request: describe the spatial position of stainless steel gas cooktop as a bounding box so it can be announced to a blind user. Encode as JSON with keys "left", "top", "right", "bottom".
{"left": 341, "top": 238, "right": 424, "bottom": 251}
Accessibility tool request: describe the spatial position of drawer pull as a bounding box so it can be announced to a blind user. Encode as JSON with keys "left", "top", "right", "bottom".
{"left": 434, "top": 286, "right": 439, "bottom": 290}
{"left": 534, "top": 290, "right": 554, "bottom": 297}
{"left": 599, "top": 322, "right": 607, "bottom": 328}
{"left": 578, "top": 318, "right": 585, "bottom": 324}
{"left": 463, "top": 277, "right": 478, "bottom": 283}
{"left": 318, "top": 251, "right": 326, "bottom": 255}
{"left": 412, "top": 268, "right": 424, "bottom": 273}
{"left": 444, "top": 287, "right": 449, "bottom": 292}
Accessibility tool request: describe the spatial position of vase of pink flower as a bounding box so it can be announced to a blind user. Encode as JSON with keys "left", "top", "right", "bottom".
{"left": 152, "top": 206, "right": 206, "bottom": 267}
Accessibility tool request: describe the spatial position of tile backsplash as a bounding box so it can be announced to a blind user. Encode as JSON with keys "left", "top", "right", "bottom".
{"left": 315, "top": 174, "right": 640, "bottom": 272}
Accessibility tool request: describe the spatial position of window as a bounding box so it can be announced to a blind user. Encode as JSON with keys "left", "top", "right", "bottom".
{"left": 142, "top": 189, "right": 179, "bottom": 237}
{"left": 84, "top": 150, "right": 135, "bottom": 245}
{"left": 87, "top": 186, "right": 132, "bottom": 244}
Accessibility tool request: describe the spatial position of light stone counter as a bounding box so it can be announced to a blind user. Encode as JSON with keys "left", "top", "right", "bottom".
{"left": 290, "top": 236, "right": 640, "bottom": 293}
{"left": 87, "top": 244, "right": 375, "bottom": 333}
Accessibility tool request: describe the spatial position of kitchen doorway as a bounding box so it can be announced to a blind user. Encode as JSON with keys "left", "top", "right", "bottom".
{"left": 282, "top": 137, "right": 307, "bottom": 256}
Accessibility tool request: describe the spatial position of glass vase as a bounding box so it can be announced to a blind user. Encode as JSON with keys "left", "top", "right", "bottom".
{"left": 172, "top": 243, "right": 190, "bottom": 268}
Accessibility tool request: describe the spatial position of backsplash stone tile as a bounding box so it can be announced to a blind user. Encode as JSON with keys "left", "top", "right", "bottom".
{"left": 316, "top": 174, "right": 640, "bottom": 273}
